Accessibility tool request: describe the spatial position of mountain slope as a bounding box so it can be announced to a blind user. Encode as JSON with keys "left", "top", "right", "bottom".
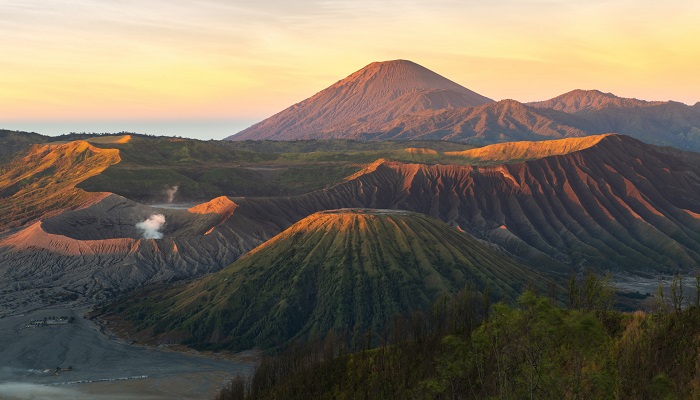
{"left": 569, "top": 101, "right": 700, "bottom": 151}
{"left": 0, "top": 141, "right": 120, "bottom": 232}
{"left": 0, "top": 194, "right": 262, "bottom": 315}
{"left": 334, "top": 98, "right": 700, "bottom": 151}
{"left": 216, "top": 134, "right": 700, "bottom": 272}
{"left": 0, "top": 129, "right": 49, "bottom": 161}
{"left": 229, "top": 60, "right": 493, "bottom": 141}
{"left": 2, "top": 134, "right": 699, "bottom": 316}
{"left": 78, "top": 135, "right": 474, "bottom": 203}
{"left": 227, "top": 61, "right": 700, "bottom": 151}
{"left": 444, "top": 134, "right": 611, "bottom": 163}
{"left": 355, "top": 99, "right": 588, "bottom": 143}
{"left": 529, "top": 91, "right": 700, "bottom": 150}
{"left": 106, "top": 210, "right": 548, "bottom": 350}
{"left": 528, "top": 89, "right": 664, "bottom": 113}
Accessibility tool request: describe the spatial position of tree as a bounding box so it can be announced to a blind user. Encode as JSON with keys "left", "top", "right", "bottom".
{"left": 569, "top": 270, "right": 615, "bottom": 312}
{"left": 670, "top": 275, "right": 684, "bottom": 313}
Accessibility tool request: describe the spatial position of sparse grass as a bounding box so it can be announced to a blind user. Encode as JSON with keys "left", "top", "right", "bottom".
{"left": 0, "top": 141, "right": 120, "bottom": 231}
{"left": 74, "top": 136, "right": 479, "bottom": 201}
{"left": 0, "top": 133, "right": 520, "bottom": 206}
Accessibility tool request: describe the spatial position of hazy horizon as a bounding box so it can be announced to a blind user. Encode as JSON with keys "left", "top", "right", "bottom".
{"left": 1, "top": 0, "right": 698, "bottom": 129}
{"left": 0, "top": 118, "right": 259, "bottom": 140}
{"left": 4, "top": 82, "right": 698, "bottom": 141}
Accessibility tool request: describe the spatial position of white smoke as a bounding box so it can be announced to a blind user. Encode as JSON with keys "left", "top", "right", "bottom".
{"left": 165, "top": 185, "right": 179, "bottom": 203}
{"left": 136, "top": 214, "right": 166, "bottom": 239}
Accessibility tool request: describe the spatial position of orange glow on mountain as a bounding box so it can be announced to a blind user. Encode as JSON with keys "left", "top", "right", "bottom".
{"left": 0, "top": 222, "right": 138, "bottom": 256}
{"left": 446, "top": 134, "right": 612, "bottom": 163}
{"left": 188, "top": 196, "right": 238, "bottom": 215}
{"left": 405, "top": 148, "right": 438, "bottom": 155}
{"left": 0, "top": 141, "right": 121, "bottom": 231}
{"left": 109, "top": 135, "right": 132, "bottom": 144}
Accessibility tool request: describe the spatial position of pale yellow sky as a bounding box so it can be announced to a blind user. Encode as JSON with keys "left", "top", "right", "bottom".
{"left": 1, "top": 0, "right": 699, "bottom": 137}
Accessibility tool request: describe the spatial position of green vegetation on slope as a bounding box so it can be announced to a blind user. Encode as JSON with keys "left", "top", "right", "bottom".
{"left": 72, "top": 135, "right": 476, "bottom": 202}
{"left": 222, "top": 139, "right": 475, "bottom": 155}
{"left": 9, "top": 132, "right": 602, "bottom": 207}
{"left": 216, "top": 278, "right": 700, "bottom": 400}
{"left": 104, "top": 210, "right": 552, "bottom": 351}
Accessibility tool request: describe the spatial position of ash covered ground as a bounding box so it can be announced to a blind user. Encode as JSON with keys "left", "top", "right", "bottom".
{"left": 0, "top": 306, "right": 253, "bottom": 399}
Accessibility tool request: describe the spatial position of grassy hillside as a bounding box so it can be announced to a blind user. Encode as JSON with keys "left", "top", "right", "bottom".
{"left": 77, "top": 136, "right": 475, "bottom": 202}
{"left": 220, "top": 139, "right": 474, "bottom": 154}
{"left": 445, "top": 134, "right": 611, "bottom": 164}
{"left": 0, "top": 141, "right": 120, "bottom": 232}
{"left": 104, "top": 210, "right": 553, "bottom": 351}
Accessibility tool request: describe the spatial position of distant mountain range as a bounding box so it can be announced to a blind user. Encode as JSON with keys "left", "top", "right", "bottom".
{"left": 229, "top": 60, "right": 700, "bottom": 152}
{"left": 527, "top": 89, "right": 665, "bottom": 112}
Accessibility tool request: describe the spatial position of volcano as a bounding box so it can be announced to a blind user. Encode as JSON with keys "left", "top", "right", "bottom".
{"left": 228, "top": 60, "right": 493, "bottom": 141}
{"left": 228, "top": 61, "right": 700, "bottom": 151}
{"left": 2, "top": 134, "right": 699, "bottom": 316}
{"left": 106, "top": 209, "right": 548, "bottom": 350}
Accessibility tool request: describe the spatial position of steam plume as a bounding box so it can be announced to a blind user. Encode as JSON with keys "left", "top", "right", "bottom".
{"left": 136, "top": 214, "right": 166, "bottom": 239}
{"left": 165, "top": 185, "right": 178, "bottom": 203}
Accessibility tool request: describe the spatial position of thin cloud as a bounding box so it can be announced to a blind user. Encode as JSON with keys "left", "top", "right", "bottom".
{"left": 0, "top": 0, "right": 698, "bottom": 123}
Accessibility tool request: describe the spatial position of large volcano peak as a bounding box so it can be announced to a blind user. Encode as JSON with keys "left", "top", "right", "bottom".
{"left": 228, "top": 60, "right": 493, "bottom": 141}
